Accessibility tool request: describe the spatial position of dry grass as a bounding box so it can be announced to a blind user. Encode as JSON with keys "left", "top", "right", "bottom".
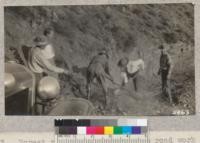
{"left": 4, "top": 4, "right": 195, "bottom": 115}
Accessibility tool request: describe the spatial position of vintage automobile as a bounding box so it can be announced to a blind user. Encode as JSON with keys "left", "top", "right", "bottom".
{"left": 5, "top": 61, "right": 36, "bottom": 115}
{"left": 5, "top": 46, "right": 95, "bottom": 115}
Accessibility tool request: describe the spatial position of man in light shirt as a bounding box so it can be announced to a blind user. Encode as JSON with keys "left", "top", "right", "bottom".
{"left": 28, "top": 35, "right": 68, "bottom": 114}
{"left": 117, "top": 57, "right": 145, "bottom": 92}
{"left": 28, "top": 35, "right": 68, "bottom": 76}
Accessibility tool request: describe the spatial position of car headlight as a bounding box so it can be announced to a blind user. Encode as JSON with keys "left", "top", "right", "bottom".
{"left": 37, "top": 76, "right": 60, "bottom": 100}
{"left": 5, "top": 73, "right": 16, "bottom": 90}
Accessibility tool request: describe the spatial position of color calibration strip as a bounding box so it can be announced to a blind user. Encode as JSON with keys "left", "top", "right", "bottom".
{"left": 58, "top": 126, "right": 146, "bottom": 135}
{"left": 55, "top": 119, "right": 148, "bottom": 135}
{"left": 55, "top": 119, "right": 147, "bottom": 126}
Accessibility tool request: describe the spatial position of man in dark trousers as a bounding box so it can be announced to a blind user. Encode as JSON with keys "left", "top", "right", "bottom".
{"left": 86, "top": 50, "right": 114, "bottom": 105}
{"left": 158, "top": 44, "right": 173, "bottom": 104}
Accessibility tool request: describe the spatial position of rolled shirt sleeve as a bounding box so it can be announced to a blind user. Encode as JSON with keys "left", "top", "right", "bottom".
{"left": 33, "top": 48, "right": 64, "bottom": 73}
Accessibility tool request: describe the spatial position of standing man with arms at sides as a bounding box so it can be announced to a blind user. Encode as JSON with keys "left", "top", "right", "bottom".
{"left": 157, "top": 44, "right": 173, "bottom": 104}
{"left": 86, "top": 50, "right": 114, "bottom": 106}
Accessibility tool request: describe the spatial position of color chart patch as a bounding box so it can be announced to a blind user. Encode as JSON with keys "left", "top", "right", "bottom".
{"left": 55, "top": 119, "right": 148, "bottom": 135}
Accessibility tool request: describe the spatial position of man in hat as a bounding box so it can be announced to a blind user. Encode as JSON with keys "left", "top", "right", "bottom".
{"left": 157, "top": 44, "right": 173, "bottom": 104}
{"left": 28, "top": 35, "right": 68, "bottom": 76}
{"left": 117, "top": 57, "right": 145, "bottom": 91}
{"left": 44, "top": 27, "right": 54, "bottom": 41}
{"left": 28, "top": 35, "right": 69, "bottom": 115}
{"left": 42, "top": 27, "right": 61, "bottom": 77}
{"left": 86, "top": 50, "right": 114, "bottom": 105}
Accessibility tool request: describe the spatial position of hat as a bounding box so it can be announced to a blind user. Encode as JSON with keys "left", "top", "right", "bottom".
{"left": 117, "top": 57, "right": 129, "bottom": 67}
{"left": 99, "top": 49, "right": 107, "bottom": 54}
{"left": 44, "top": 27, "right": 54, "bottom": 36}
{"left": 98, "top": 49, "right": 109, "bottom": 58}
{"left": 34, "top": 36, "right": 48, "bottom": 46}
{"left": 158, "top": 44, "right": 164, "bottom": 50}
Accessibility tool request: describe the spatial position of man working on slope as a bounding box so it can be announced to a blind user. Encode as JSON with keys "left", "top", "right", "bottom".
{"left": 86, "top": 50, "right": 114, "bottom": 105}
{"left": 28, "top": 35, "right": 68, "bottom": 77}
{"left": 28, "top": 35, "right": 69, "bottom": 114}
{"left": 117, "top": 57, "right": 145, "bottom": 92}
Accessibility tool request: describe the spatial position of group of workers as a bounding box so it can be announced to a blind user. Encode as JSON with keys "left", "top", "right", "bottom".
{"left": 27, "top": 27, "right": 173, "bottom": 110}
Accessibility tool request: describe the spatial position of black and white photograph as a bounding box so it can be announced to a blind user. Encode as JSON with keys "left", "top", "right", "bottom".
{"left": 4, "top": 3, "right": 195, "bottom": 116}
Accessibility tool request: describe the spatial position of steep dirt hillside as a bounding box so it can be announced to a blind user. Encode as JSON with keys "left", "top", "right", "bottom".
{"left": 5, "top": 4, "right": 195, "bottom": 115}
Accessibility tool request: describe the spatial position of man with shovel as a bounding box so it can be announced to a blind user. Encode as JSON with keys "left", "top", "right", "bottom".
{"left": 86, "top": 50, "right": 115, "bottom": 105}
